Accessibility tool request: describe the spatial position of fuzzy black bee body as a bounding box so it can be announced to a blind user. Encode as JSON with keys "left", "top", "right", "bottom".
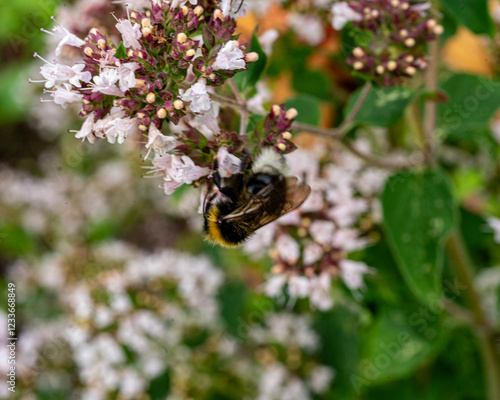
{"left": 203, "top": 148, "right": 310, "bottom": 247}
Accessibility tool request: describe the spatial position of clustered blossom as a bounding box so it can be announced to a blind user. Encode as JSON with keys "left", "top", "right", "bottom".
{"left": 245, "top": 144, "right": 388, "bottom": 310}
{"left": 253, "top": 104, "right": 299, "bottom": 154}
{"left": 0, "top": 160, "right": 338, "bottom": 399}
{"left": 332, "top": 0, "right": 443, "bottom": 86}
{"left": 250, "top": 313, "right": 336, "bottom": 400}
{"left": 32, "top": 0, "right": 260, "bottom": 195}
{"left": 144, "top": 103, "right": 299, "bottom": 195}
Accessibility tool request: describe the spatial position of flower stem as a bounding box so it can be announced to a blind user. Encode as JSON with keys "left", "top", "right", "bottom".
{"left": 423, "top": 40, "right": 439, "bottom": 165}
{"left": 227, "top": 78, "right": 248, "bottom": 136}
{"left": 212, "top": 84, "right": 424, "bottom": 169}
{"left": 445, "top": 231, "right": 500, "bottom": 400}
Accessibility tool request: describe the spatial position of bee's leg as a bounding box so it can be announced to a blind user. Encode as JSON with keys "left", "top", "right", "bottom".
{"left": 212, "top": 170, "right": 223, "bottom": 190}
{"left": 210, "top": 154, "right": 224, "bottom": 190}
{"left": 238, "top": 149, "right": 252, "bottom": 173}
{"left": 203, "top": 189, "right": 218, "bottom": 214}
{"left": 218, "top": 149, "right": 252, "bottom": 201}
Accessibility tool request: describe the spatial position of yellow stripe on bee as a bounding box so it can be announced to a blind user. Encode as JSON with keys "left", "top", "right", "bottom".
{"left": 204, "top": 206, "right": 238, "bottom": 248}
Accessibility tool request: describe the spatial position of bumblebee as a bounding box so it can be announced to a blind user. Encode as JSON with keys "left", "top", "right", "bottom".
{"left": 203, "top": 148, "right": 311, "bottom": 247}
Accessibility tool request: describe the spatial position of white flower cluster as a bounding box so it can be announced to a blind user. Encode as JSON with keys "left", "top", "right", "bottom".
{"left": 1, "top": 156, "right": 338, "bottom": 399}
{"left": 245, "top": 143, "right": 388, "bottom": 310}
{"left": 7, "top": 240, "right": 225, "bottom": 400}
{"left": 250, "top": 312, "right": 335, "bottom": 400}
{"left": 0, "top": 160, "right": 140, "bottom": 241}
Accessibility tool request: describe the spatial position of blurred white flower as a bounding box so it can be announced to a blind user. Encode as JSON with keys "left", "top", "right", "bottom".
{"left": 180, "top": 81, "right": 212, "bottom": 113}
{"left": 492, "top": 119, "right": 500, "bottom": 145}
{"left": 276, "top": 235, "right": 300, "bottom": 264}
{"left": 303, "top": 243, "right": 323, "bottom": 265}
{"left": 309, "top": 273, "right": 333, "bottom": 310}
{"left": 120, "top": 369, "right": 146, "bottom": 398}
{"left": 116, "top": 61, "right": 140, "bottom": 92}
{"left": 172, "top": 0, "right": 198, "bottom": 7}
{"left": 288, "top": 275, "right": 310, "bottom": 298}
{"left": 37, "top": 56, "right": 91, "bottom": 88}
{"left": 308, "top": 365, "right": 335, "bottom": 394}
{"left": 475, "top": 266, "right": 500, "bottom": 326}
{"left": 288, "top": 13, "right": 325, "bottom": 45}
{"left": 73, "top": 112, "right": 97, "bottom": 142}
{"left": 212, "top": 40, "right": 246, "bottom": 70}
{"left": 247, "top": 82, "right": 271, "bottom": 115}
{"left": 93, "top": 108, "right": 138, "bottom": 144}
{"left": 92, "top": 68, "right": 124, "bottom": 97}
{"left": 259, "top": 29, "right": 279, "bottom": 56}
{"left": 41, "top": 19, "right": 86, "bottom": 56}
{"left": 115, "top": 19, "right": 142, "bottom": 50}
{"left": 309, "top": 220, "right": 336, "bottom": 245}
{"left": 146, "top": 124, "right": 179, "bottom": 157}
{"left": 152, "top": 154, "right": 210, "bottom": 195}
{"left": 262, "top": 274, "right": 287, "bottom": 297}
{"left": 331, "top": 2, "right": 362, "bottom": 30}
{"left": 487, "top": 216, "right": 500, "bottom": 243}
{"left": 217, "top": 146, "right": 242, "bottom": 178}
{"left": 51, "top": 83, "right": 83, "bottom": 108}
{"left": 340, "top": 259, "right": 370, "bottom": 290}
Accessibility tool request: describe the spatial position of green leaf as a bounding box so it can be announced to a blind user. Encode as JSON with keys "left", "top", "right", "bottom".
{"left": 115, "top": 42, "right": 127, "bottom": 59}
{"left": 357, "top": 309, "right": 449, "bottom": 386}
{"left": 440, "top": 7, "right": 459, "bottom": 42}
{"left": 148, "top": 369, "right": 170, "bottom": 400}
{"left": 217, "top": 281, "right": 247, "bottom": 337}
{"left": 292, "top": 69, "right": 332, "bottom": 100}
{"left": 86, "top": 219, "right": 121, "bottom": 243}
{"left": 437, "top": 73, "right": 500, "bottom": 140}
{"left": 381, "top": 169, "right": 458, "bottom": 304}
{"left": 233, "top": 32, "right": 267, "bottom": 92}
{"left": 440, "top": 0, "right": 494, "bottom": 37}
{"left": 285, "top": 94, "right": 321, "bottom": 126}
{"left": 314, "top": 308, "right": 361, "bottom": 398}
{"left": 0, "top": 223, "right": 36, "bottom": 257}
{"left": 346, "top": 85, "right": 414, "bottom": 127}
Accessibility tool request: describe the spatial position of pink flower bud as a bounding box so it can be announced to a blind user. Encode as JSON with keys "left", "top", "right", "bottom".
{"left": 177, "top": 33, "right": 187, "bottom": 43}
{"left": 433, "top": 25, "right": 444, "bottom": 35}
{"left": 353, "top": 61, "right": 364, "bottom": 70}
{"left": 194, "top": 6, "right": 203, "bottom": 16}
{"left": 214, "top": 9, "right": 224, "bottom": 21}
{"left": 285, "top": 108, "right": 298, "bottom": 120}
{"left": 157, "top": 108, "right": 167, "bottom": 118}
{"left": 387, "top": 61, "right": 397, "bottom": 71}
{"left": 272, "top": 104, "right": 281, "bottom": 117}
{"left": 404, "top": 38, "right": 416, "bottom": 48}
{"left": 245, "top": 52, "right": 259, "bottom": 63}
{"left": 353, "top": 47, "right": 364, "bottom": 58}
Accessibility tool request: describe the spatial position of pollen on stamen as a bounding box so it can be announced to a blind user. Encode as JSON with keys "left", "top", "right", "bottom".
{"left": 40, "top": 28, "right": 55, "bottom": 36}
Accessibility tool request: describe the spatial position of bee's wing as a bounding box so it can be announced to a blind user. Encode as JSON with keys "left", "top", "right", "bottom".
{"left": 222, "top": 177, "right": 311, "bottom": 229}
